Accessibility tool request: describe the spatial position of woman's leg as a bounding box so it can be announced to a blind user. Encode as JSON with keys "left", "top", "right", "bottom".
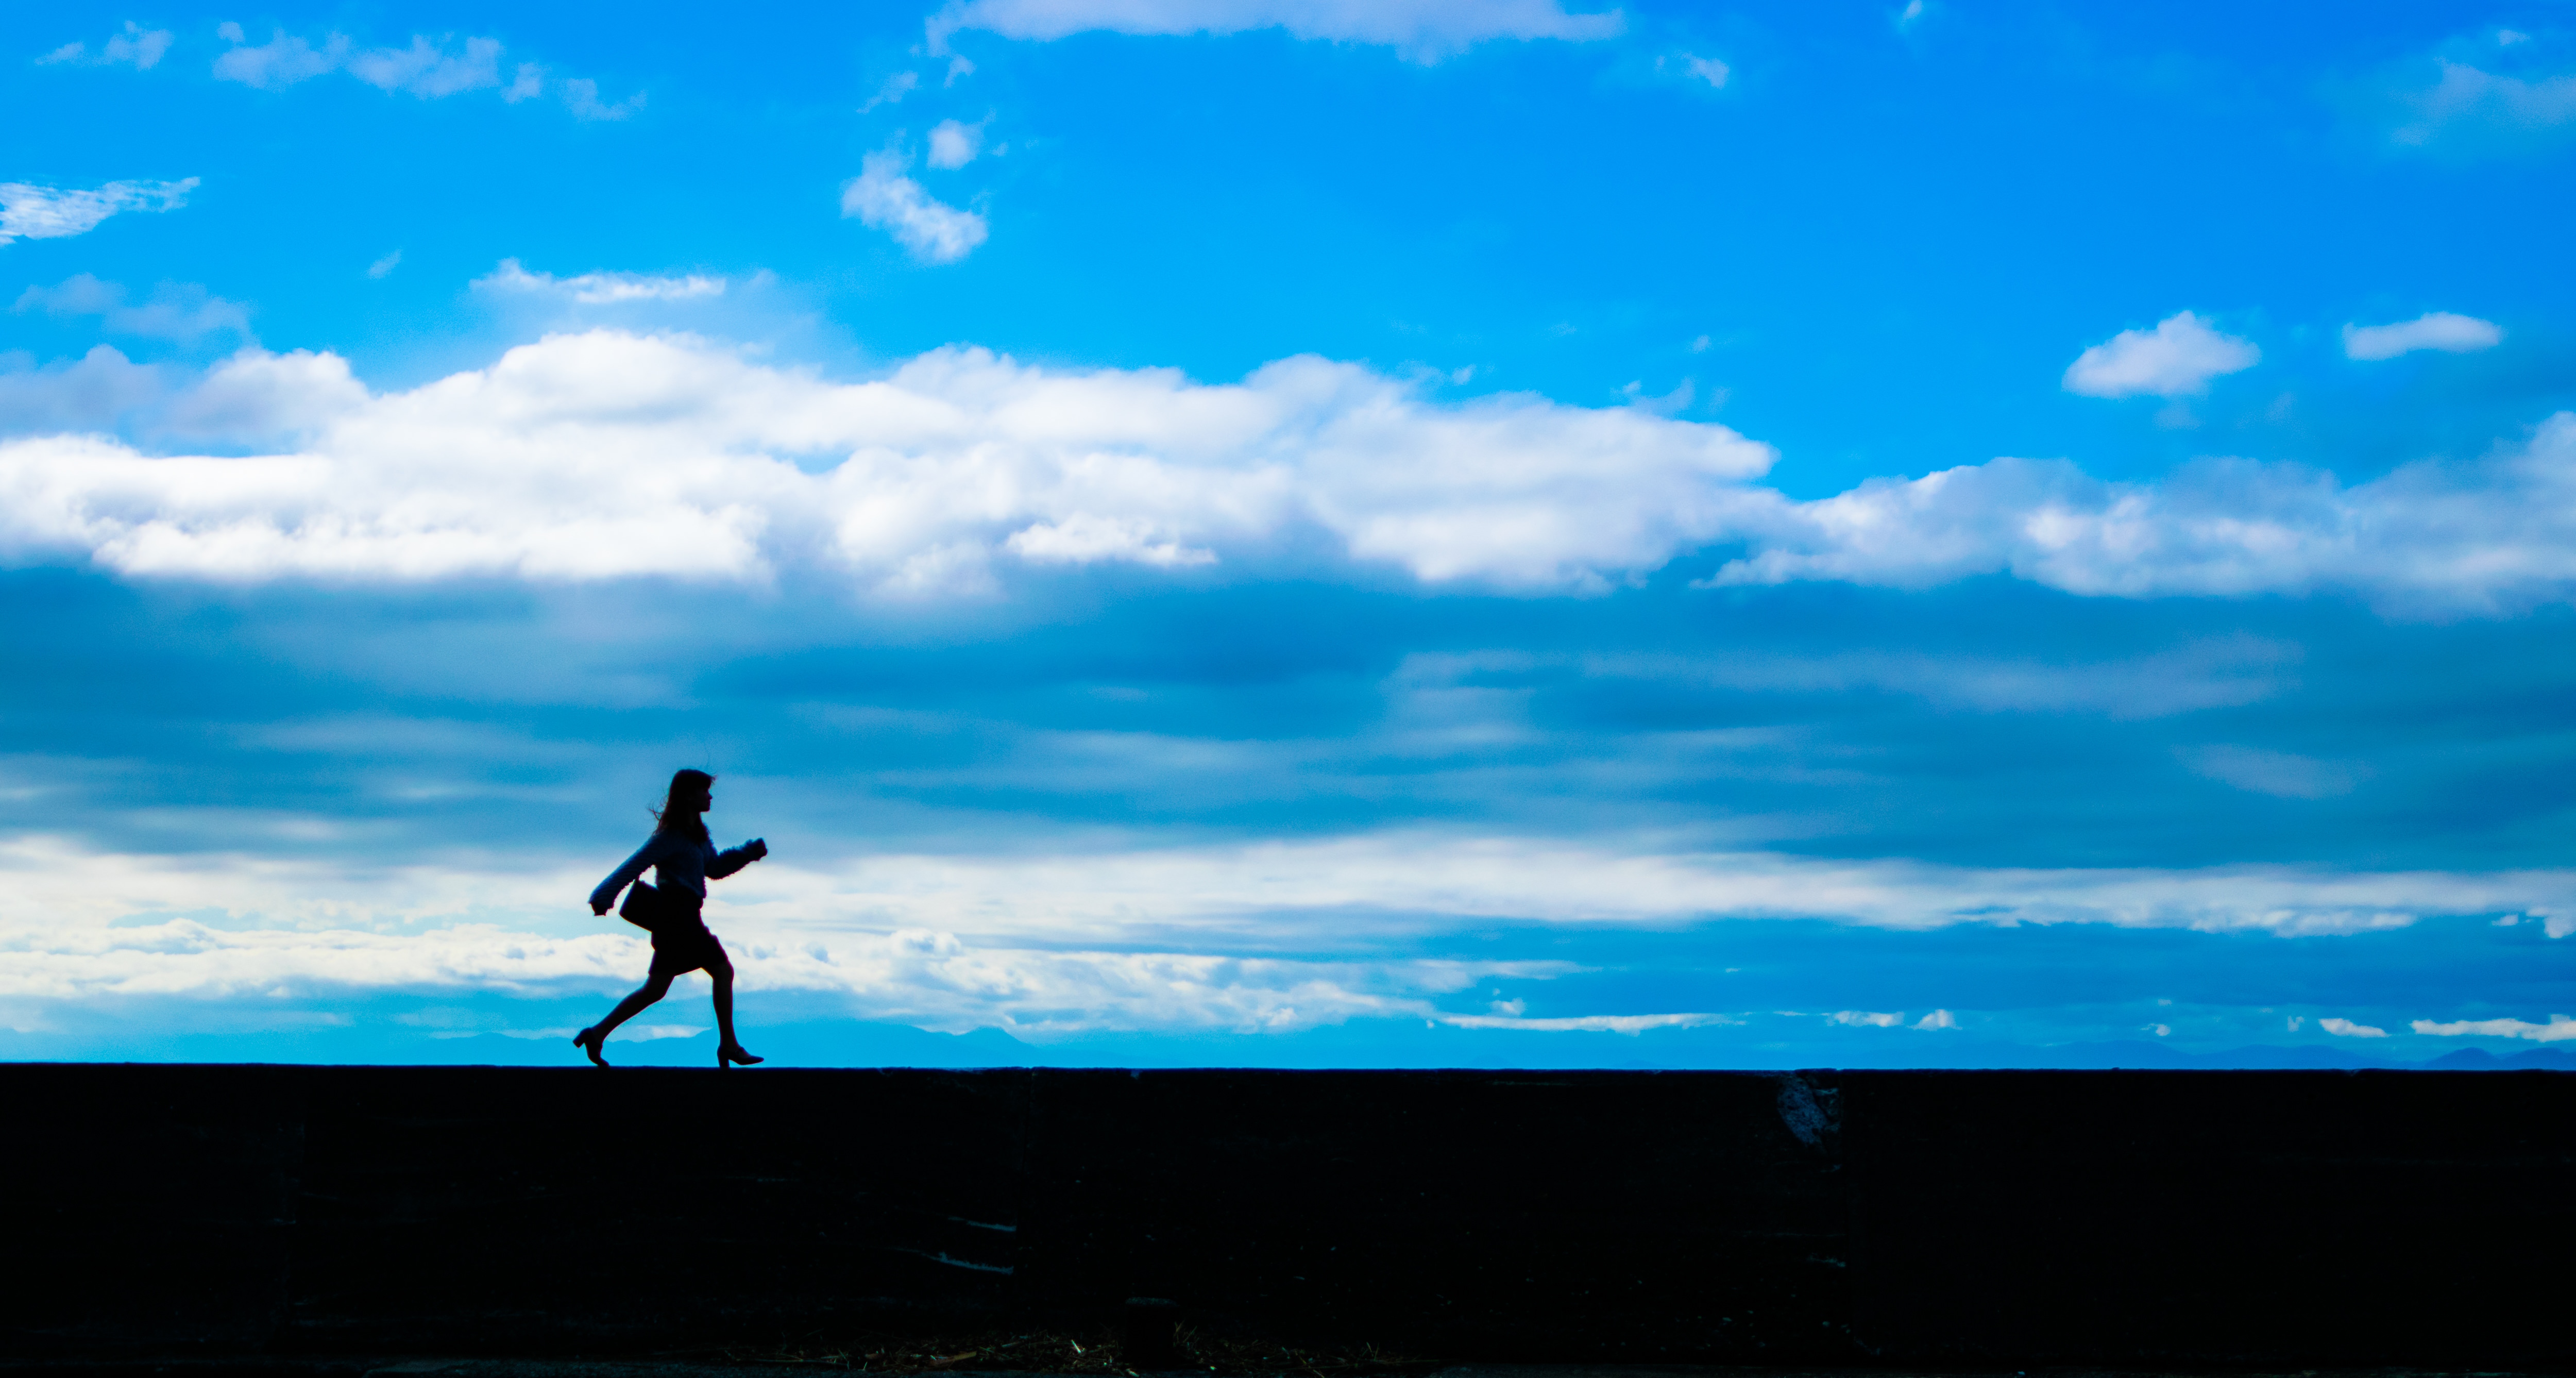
{"left": 708, "top": 951, "right": 762, "bottom": 1063}
{"left": 582, "top": 973, "right": 674, "bottom": 1049}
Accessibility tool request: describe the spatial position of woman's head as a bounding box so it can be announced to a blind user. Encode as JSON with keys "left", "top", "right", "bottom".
{"left": 653, "top": 769, "right": 716, "bottom": 836}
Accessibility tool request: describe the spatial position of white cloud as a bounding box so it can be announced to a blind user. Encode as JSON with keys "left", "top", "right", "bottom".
{"left": 21, "top": 327, "right": 2576, "bottom": 618}
{"left": 3, "top": 831, "right": 2575, "bottom": 1034}
{"left": 210, "top": 25, "right": 633, "bottom": 114}
{"left": 2393, "top": 59, "right": 2576, "bottom": 148}
{"left": 0, "top": 345, "right": 160, "bottom": 434}
{"left": 927, "top": 0, "right": 1625, "bottom": 62}
{"left": 211, "top": 27, "right": 349, "bottom": 88}
{"left": 1698, "top": 411, "right": 2576, "bottom": 617}
{"left": 1914, "top": 1009, "right": 1955, "bottom": 1029}
{"left": 161, "top": 347, "right": 369, "bottom": 442}
{"left": 1005, "top": 513, "right": 1216, "bottom": 567}
{"left": 14, "top": 275, "right": 252, "bottom": 342}
{"left": 37, "top": 21, "right": 175, "bottom": 70}
{"left": 472, "top": 259, "right": 724, "bottom": 305}
{"left": 1436, "top": 1011, "right": 1726, "bottom": 1033}
{"left": 2410, "top": 1014, "right": 2576, "bottom": 1041}
{"left": 842, "top": 149, "right": 990, "bottom": 263}
{"left": 1683, "top": 54, "right": 1728, "bottom": 88}
{"left": 367, "top": 250, "right": 402, "bottom": 279}
{"left": 2343, "top": 311, "right": 2504, "bottom": 360}
{"left": 2319, "top": 1016, "right": 2388, "bottom": 1037}
{"left": 2063, "top": 311, "right": 2261, "bottom": 398}
{"left": 345, "top": 35, "right": 501, "bottom": 97}
{"left": 0, "top": 329, "right": 1772, "bottom": 592}
{"left": 928, "top": 116, "right": 988, "bottom": 169}
{"left": 0, "top": 177, "right": 197, "bottom": 245}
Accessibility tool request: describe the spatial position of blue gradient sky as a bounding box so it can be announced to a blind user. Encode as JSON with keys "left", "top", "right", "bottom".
{"left": 4, "top": 0, "right": 2573, "bottom": 1068}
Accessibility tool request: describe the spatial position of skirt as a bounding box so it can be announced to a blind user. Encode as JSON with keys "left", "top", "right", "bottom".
{"left": 647, "top": 896, "right": 727, "bottom": 978}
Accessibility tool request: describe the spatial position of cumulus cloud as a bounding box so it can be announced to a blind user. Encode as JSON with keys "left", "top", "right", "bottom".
{"left": 928, "top": 116, "right": 988, "bottom": 169}
{"left": 0, "top": 329, "right": 1772, "bottom": 592}
{"left": 927, "top": 0, "right": 1625, "bottom": 62}
{"left": 16, "top": 327, "right": 2576, "bottom": 616}
{"left": 472, "top": 259, "right": 724, "bottom": 305}
{"left": 1699, "top": 411, "right": 2576, "bottom": 617}
{"left": 160, "top": 347, "right": 369, "bottom": 443}
{"left": 2410, "top": 1013, "right": 2576, "bottom": 1041}
{"left": 14, "top": 275, "right": 252, "bottom": 342}
{"left": 2318, "top": 1016, "right": 2387, "bottom": 1037}
{"left": 0, "top": 345, "right": 160, "bottom": 434}
{"left": 0, "top": 177, "right": 197, "bottom": 245}
{"left": 2343, "top": 311, "right": 2504, "bottom": 360}
{"left": 38, "top": 21, "right": 175, "bottom": 70}
{"left": 2063, "top": 311, "right": 2261, "bottom": 398}
{"left": 842, "top": 150, "right": 989, "bottom": 263}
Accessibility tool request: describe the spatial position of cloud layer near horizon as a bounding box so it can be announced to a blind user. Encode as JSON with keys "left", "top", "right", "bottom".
{"left": 4, "top": 828, "right": 2567, "bottom": 1037}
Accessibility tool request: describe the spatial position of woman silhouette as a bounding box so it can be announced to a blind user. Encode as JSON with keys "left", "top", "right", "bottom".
{"left": 574, "top": 768, "right": 770, "bottom": 1068}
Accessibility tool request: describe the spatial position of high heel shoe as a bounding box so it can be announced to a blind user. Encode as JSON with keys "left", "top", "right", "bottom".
{"left": 573, "top": 1027, "right": 610, "bottom": 1068}
{"left": 717, "top": 1043, "right": 765, "bottom": 1068}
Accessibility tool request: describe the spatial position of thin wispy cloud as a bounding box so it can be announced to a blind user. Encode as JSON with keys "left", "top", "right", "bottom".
{"left": 472, "top": 259, "right": 724, "bottom": 304}
{"left": 38, "top": 21, "right": 175, "bottom": 70}
{"left": 210, "top": 23, "right": 641, "bottom": 117}
{"left": 2390, "top": 49, "right": 2576, "bottom": 150}
{"left": 861, "top": 71, "right": 920, "bottom": 112}
{"left": 13, "top": 275, "right": 252, "bottom": 342}
{"left": 0, "top": 177, "right": 197, "bottom": 246}
{"left": 2410, "top": 1014, "right": 2576, "bottom": 1041}
{"left": 926, "top": 0, "right": 1625, "bottom": 63}
{"left": 2343, "top": 311, "right": 2503, "bottom": 360}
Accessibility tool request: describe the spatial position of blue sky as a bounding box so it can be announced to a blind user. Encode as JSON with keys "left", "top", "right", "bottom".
{"left": 5, "top": 0, "right": 2575, "bottom": 1068}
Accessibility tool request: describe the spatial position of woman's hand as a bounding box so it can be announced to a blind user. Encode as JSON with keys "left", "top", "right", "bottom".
{"left": 744, "top": 838, "right": 769, "bottom": 861}
{"left": 591, "top": 898, "right": 612, "bottom": 916}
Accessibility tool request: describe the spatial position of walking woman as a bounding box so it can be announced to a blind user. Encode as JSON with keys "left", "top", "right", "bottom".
{"left": 574, "top": 768, "right": 770, "bottom": 1068}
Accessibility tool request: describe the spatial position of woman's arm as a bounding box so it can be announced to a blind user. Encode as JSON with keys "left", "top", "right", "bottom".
{"left": 707, "top": 837, "right": 769, "bottom": 880}
{"left": 588, "top": 837, "right": 664, "bottom": 915}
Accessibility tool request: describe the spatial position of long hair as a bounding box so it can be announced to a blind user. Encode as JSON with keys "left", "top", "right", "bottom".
{"left": 651, "top": 768, "right": 715, "bottom": 841}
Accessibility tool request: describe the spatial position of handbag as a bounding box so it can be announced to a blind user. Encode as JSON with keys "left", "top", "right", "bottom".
{"left": 617, "top": 879, "right": 667, "bottom": 933}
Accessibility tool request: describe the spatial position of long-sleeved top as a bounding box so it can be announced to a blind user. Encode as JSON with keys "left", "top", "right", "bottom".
{"left": 589, "top": 829, "right": 760, "bottom": 913}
